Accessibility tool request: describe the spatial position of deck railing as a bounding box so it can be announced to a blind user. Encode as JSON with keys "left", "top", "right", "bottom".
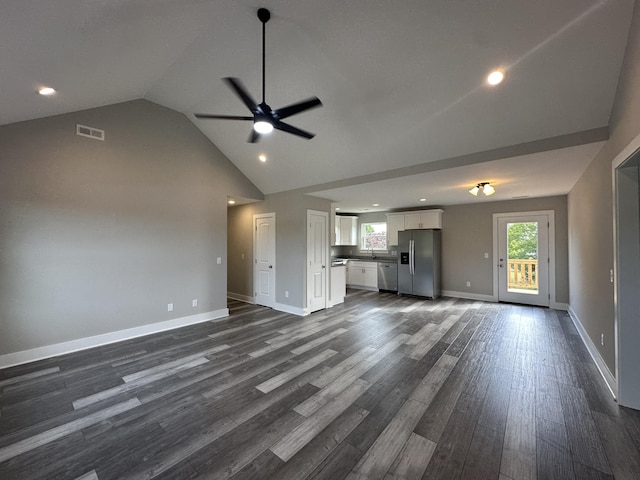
{"left": 508, "top": 259, "right": 538, "bottom": 290}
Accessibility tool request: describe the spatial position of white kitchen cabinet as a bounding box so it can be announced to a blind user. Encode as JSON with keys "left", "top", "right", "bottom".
{"left": 335, "top": 215, "right": 358, "bottom": 246}
{"left": 347, "top": 261, "right": 378, "bottom": 289}
{"left": 329, "top": 265, "right": 346, "bottom": 307}
{"left": 386, "top": 214, "right": 405, "bottom": 246}
{"left": 387, "top": 210, "right": 443, "bottom": 245}
{"left": 404, "top": 210, "right": 442, "bottom": 229}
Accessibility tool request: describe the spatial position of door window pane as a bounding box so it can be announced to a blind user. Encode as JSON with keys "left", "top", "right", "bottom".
{"left": 507, "top": 221, "right": 538, "bottom": 294}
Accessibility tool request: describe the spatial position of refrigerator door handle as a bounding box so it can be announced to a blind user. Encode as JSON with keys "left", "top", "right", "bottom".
{"left": 409, "top": 239, "right": 414, "bottom": 275}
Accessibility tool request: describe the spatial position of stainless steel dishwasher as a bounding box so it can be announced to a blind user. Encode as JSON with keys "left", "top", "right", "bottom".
{"left": 377, "top": 262, "right": 398, "bottom": 292}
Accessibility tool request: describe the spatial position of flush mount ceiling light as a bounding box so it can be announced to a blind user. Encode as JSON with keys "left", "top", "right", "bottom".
{"left": 38, "top": 86, "right": 56, "bottom": 96}
{"left": 258, "top": 154, "right": 267, "bottom": 162}
{"left": 487, "top": 69, "right": 505, "bottom": 86}
{"left": 469, "top": 182, "right": 496, "bottom": 196}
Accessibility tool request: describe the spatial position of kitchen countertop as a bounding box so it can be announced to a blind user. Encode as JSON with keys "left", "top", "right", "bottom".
{"left": 332, "top": 257, "right": 397, "bottom": 264}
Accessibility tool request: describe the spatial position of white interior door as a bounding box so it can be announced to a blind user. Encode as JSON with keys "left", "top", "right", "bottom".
{"left": 254, "top": 213, "right": 275, "bottom": 308}
{"left": 307, "top": 210, "right": 328, "bottom": 313}
{"left": 497, "top": 214, "right": 549, "bottom": 306}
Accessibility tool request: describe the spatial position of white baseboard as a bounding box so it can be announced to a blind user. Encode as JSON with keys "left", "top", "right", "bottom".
{"left": 227, "top": 292, "right": 255, "bottom": 304}
{"left": 442, "top": 290, "right": 498, "bottom": 302}
{"left": 0, "top": 309, "right": 229, "bottom": 370}
{"left": 568, "top": 306, "right": 618, "bottom": 399}
{"left": 275, "top": 302, "right": 307, "bottom": 316}
{"left": 226, "top": 291, "right": 306, "bottom": 316}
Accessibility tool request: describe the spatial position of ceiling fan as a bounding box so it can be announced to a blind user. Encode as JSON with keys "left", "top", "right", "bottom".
{"left": 195, "top": 8, "right": 322, "bottom": 143}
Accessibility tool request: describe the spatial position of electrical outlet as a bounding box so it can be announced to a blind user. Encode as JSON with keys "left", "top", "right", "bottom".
{"left": 601, "top": 333, "right": 605, "bottom": 346}
{"left": 192, "top": 299, "right": 198, "bottom": 307}
{"left": 466, "top": 281, "right": 471, "bottom": 287}
{"left": 285, "top": 291, "right": 289, "bottom": 298}
{"left": 217, "top": 257, "right": 222, "bottom": 265}
{"left": 167, "top": 303, "right": 174, "bottom": 312}
{"left": 484, "top": 252, "right": 489, "bottom": 259}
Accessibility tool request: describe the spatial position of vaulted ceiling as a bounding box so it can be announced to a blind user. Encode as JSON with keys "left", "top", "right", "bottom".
{"left": 2, "top": 0, "right": 635, "bottom": 211}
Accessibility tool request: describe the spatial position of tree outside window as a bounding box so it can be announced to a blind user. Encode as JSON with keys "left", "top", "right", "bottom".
{"left": 361, "top": 222, "right": 387, "bottom": 251}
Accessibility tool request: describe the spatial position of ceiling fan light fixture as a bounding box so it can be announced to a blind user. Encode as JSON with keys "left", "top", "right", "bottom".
{"left": 253, "top": 120, "right": 273, "bottom": 134}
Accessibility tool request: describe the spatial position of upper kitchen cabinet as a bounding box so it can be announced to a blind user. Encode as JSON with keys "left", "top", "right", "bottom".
{"left": 334, "top": 215, "right": 358, "bottom": 246}
{"left": 386, "top": 214, "right": 406, "bottom": 246}
{"left": 386, "top": 209, "right": 443, "bottom": 245}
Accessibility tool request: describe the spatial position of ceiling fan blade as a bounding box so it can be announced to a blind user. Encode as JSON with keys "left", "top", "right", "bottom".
{"left": 273, "top": 120, "right": 315, "bottom": 139}
{"left": 223, "top": 77, "right": 258, "bottom": 113}
{"left": 248, "top": 129, "right": 261, "bottom": 143}
{"left": 194, "top": 114, "right": 253, "bottom": 120}
{"left": 273, "top": 97, "right": 322, "bottom": 120}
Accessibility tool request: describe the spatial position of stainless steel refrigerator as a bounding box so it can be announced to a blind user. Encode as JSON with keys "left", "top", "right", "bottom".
{"left": 397, "top": 229, "right": 441, "bottom": 299}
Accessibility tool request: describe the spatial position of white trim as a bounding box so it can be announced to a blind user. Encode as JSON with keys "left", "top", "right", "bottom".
{"left": 492, "top": 210, "right": 557, "bottom": 307}
{"left": 274, "top": 302, "right": 307, "bottom": 316}
{"left": 227, "top": 292, "right": 255, "bottom": 304}
{"left": 441, "top": 290, "right": 497, "bottom": 302}
{"left": 612, "top": 130, "right": 640, "bottom": 409}
{"left": 0, "top": 309, "right": 229, "bottom": 370}
{"left": 550, "top": 301, "right": 569, "bottom": 311}
{"left": 568, "top": 306, "right": 618, "bottom": 400}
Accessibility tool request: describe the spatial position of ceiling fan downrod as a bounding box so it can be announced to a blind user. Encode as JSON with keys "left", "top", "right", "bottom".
{"left": 257, "top": 8, "right": 270, "bottom": 104}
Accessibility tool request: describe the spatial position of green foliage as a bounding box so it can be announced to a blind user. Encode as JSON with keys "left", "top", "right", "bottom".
{"left": 507, "top": 222, "right": 538, "bottom": 259}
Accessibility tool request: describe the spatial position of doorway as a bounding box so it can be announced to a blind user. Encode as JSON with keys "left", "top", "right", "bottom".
{"left": 613, "top": 145, "right": 640, "bottom": 409}
{"left": 494, "top": 211, "right": 553, "bottom": 307}
{"left": 307, "top": 210, "right": 328, "bottom": 313}
{"left": 254, "top": 213, "right": 276, "bottom": 308}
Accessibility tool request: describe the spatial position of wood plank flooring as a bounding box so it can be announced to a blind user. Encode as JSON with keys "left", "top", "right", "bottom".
{"left": 1, "top": 290, "right": 640, "bottom": 479}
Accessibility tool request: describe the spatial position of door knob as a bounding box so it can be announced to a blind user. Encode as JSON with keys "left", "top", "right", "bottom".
{"left": 269, "top": 265, "right": 273, "bottom": 269}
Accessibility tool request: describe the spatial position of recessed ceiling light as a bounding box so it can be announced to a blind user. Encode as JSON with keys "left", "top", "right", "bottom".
{"left": 335, "top": 207, "right": 340, "bottom": 211}
{"left": 258, "top": 154, "right": 267, "bottom": 162}
{"left": 487, "top": 70, "right": 505, "bottom": 86}
{"left": 228, "top": 199, "right": 236, "bottom": 205}
{"left": 38, "top": 86, "right": 56, "bottom": 96}
{"left": 419, "top": 198, "right": 427, "bottom": 202}
{"left": 372, "top": 203, "right": 379, "bottom": 207}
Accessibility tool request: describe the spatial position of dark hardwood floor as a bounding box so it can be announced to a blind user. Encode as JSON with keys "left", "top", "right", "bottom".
{"left": 1, "top": 290, "right": 640, "bottom": 479}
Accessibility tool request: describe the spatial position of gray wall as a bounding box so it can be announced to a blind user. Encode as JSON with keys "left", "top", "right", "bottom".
{"left": 0, "top": 100, "right": 262, "bottom": 356}
{"left": 227, "top": 191, "right": 331, "bottom": 309}
{"left": 441, "top": 196, "right": 568, "bottom": 302}
{"left": 568, "top": 1, "right": 640, "bottom": 374}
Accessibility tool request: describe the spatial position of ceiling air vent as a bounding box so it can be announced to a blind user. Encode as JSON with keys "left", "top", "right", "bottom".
{"left": 76, "top": 124, "right": 105, "bottom": 141}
